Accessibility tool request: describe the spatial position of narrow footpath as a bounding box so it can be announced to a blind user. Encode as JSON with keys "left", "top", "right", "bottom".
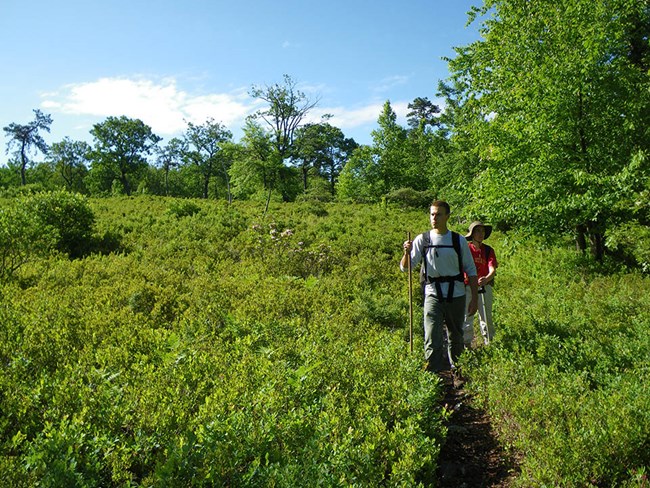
{"left": 435, "top": 371, "right": 521, "bottom": 487}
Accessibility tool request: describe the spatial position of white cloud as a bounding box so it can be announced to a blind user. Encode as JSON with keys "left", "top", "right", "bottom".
{"left": 311, "top": 100, "right": 410, "bottom": 129}
{"left": 39, "top": 75, "right": 415, "bottom": 143}
{"left": 41, "top": 77, "right": 258, "bottom": 136}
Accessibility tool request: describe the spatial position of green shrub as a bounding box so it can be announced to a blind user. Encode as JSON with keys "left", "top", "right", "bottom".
{"left": 0, "top": 202, "right": 57, "bottom": 279}
{"left": 606, "top": 221, "right": 650, "bottom": 271}
{"left": 23, "top": 190, "right": 95, "bottom": 258}
{"left": 385, "top": 187, "right": 434, "bottom": 209}
{"left": 463, "top": 238, "right": 650, "bottom": 487}
{"left": 167, "top": 199, "right": 202, "bottom": 218}
{"left": 0, "top": 199, "right": 445, "bottom": 486}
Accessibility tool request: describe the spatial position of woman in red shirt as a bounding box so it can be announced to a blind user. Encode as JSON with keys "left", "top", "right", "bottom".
{"left": 463, "top": 221, "right": 498, "bottom": 347}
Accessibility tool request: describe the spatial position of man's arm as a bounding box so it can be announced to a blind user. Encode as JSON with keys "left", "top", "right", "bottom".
{"left": 400, "top": 234, "right": 421, "bottom": 272}
{"left": 400, "top": 241, "right": 412, "bottom": 270}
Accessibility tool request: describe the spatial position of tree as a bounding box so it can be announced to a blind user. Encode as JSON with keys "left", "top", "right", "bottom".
{"left": 374, "top": 101, "right": 410, "bottom": 193}
{"left": 229, "top": 118, "right": 281, "bottom": 201}
{"left": 336, "top": 145, "right": 377, "bottom": 202}
{"left": 406, "top": 97, "right": 441, "bottom": 131}
{"left": 249, "top": 75, "right": 319, "bottom": 209}
{"left": 338, "top": 101, "right": 411, "bottom": 202}
{"left": 446, "top": 0, "right": 650, "bottom": 259}
{"left": 89, "top": 116, "right": 161, "bottom": 196}
{"left": 183, "top": 118, "right": 232, "bottom": 200}
{"left": 293, "top": 122, "right": 358, "bottom": 194}
{"left": 154, "top": 137, "right": 186, "bottom": 196}
{"left": 3, "top": 109, "right": 53, "bottom": 186}
{"left": 47, "top": 138, "right": 91, "bottom": 193}
{"left": 0, "top": 202, "right": 56, "bottom": 279}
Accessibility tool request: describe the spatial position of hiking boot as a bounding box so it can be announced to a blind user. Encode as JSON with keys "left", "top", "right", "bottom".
{"left": 451, "top": 367, "right": 465, "bottom": 389}
{"left": 437, "top": 370, "right": 454, "bottom": 388}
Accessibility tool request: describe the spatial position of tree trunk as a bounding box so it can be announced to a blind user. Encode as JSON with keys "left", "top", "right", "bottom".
{"left": 20, "top": 152, "right": 27, "bottom": 186}
{"left": 221, "top": 161, "right": 232, "bottom": 204}
{"left": 121, "top": 173, "right": 131, "bottom": 196}
{"left": 586, "top": 221, "right": 605, "bottom": 261}
{"left": 589, "top": 232, "right": 604, "bottom": 261}
{"left": 575, "top": 225, "right": 587, "bottom": 253}
{"left": 264, "top": 186, "right": 272, "bottom": 215}
{"left": 203, "top": 174, "right": 210, "bottom": 199}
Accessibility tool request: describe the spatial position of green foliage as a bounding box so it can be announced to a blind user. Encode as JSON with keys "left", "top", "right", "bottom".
{"left": 385, "top": 188, "right": 435, "bottom": 209}
{"left": 24, "top": 190, "right": 96, "bottom": 258}
{"left": 167, "top": 199, "right": 202, "bottom": 218}
{"left": 4, "top": 195, "right": 647, "bottom": 486}
{"left": 89, "top": 116, "right": 162, "bottom": 196}
{"left": 0, "top": 200, "right": 57, "bottom": 279}
{"left": 463, "top": 236, "right": 650, "bottom": 487}
{"left": 447, "top": 0, "right": 650, "bottom": 258}
{"left": 606, "top": 221, "right": 650, "bottom": 271}
{"left": 0, "top": 198, "right": 443, "bottom": 486}
{"left": 3, "top": 109, "right": 53, "bottom": 186}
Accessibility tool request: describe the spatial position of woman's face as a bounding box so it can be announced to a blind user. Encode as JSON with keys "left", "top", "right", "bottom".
{"left": 472, "top": 226, "right": 485, "bottom": 243}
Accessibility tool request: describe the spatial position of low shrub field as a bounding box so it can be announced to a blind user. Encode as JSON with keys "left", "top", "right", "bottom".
{"left": 1, "top": 196, "right": 442, "bottom": 487}
{"left": 464, "top": 236, "right": 650, "bottom": 487}
{"left": 1, "top": 194, "right": 648, "bottom": 486}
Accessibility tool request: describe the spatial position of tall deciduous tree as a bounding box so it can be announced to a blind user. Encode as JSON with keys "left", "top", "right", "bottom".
{"left": 155, "top": 137, "right": 186, "bottom": 196}
{"left": 3, "top": 109, "right": 53, "bottom": 186}
{"left": 249, "top": 75, "right": 319, "bottom": 210}
{"left": 183, "top": 119, "right": 232, "bottom": 200}
{"left": 47, "top": 138, "right": 91, "bottom": 193}
{"left": 229, "top": 118, "right": 281, "bottom": 201}
{"left": 293, "top": 122, "right": 357, "bottom": 194}
{"left": 447, "top": 0, "right": 650, "bottom": 259}
{"left": 89, "top": 116, "right": 161, "bottom": 196}
{"left": 339, "top": 101, "right": 412, "bottom": 201}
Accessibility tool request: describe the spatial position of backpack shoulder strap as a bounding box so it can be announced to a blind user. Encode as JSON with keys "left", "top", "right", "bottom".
{"left": 451, "top": 231, "right": 463, "bottom": 273}
{"left": 483, "top": 244, "right": 492, "bottom": 261}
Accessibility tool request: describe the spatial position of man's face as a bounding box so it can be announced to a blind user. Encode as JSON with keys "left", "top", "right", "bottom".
{"left": 430, "top": 206, "right": 449, "bottom": 230}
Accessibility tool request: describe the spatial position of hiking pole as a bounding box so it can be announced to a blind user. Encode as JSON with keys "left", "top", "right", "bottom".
{"left": 407, "top": 231, "right": 413, "bottom": 353}
{"left": 481, "top": 287, "right": 490, "bottom": 345}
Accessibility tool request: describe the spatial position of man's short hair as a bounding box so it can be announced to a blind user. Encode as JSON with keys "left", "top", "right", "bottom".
{"left": 431, "top": 200, "right": 450, "bottom": 215}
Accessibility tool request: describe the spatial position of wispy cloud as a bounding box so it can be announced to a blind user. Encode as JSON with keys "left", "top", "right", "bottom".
{"left": 309, "top": 100, "right": 409, "bottom": 129}
{"left": 373, "top": 75, "right": 410, "bottom": 93}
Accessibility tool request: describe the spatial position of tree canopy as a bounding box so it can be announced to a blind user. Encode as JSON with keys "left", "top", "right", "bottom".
{"left": 3, "top": 109, "right": 53, "bottom": 186}
{"left": 445, "top": 0, "right": 650, "bottom": 259}
{"left": 89, "top": 116, "right": 162, "bottom": 196}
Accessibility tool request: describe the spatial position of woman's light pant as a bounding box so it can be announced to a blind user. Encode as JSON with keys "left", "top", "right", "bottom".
{"left": 463, "top": 284, "right": 494, "bottom": 346}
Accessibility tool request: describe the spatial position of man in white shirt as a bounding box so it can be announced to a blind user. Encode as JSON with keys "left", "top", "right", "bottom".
{"left": 401, "top": 200, "right": 478, "bottom": 375}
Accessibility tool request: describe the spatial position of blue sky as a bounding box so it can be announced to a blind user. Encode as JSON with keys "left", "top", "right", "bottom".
{"left": 1, "top": 0, "right": 483, "bottom": 162}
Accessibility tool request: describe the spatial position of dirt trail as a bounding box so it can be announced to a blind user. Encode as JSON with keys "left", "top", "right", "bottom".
{"left": 435, "top": 371, "right": 520, "bottom": 487}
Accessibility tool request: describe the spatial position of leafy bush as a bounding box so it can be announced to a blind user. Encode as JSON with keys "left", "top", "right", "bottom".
{"left": 167, "top": 199, "right": 202, "bottom": 218}
{"left": 23, "top": 190, "right": 95, "bottom": 258}
{"left": 0, "top": 198, "right": 445, "bottom": 486}
{"left": 385, "top": 187, "right": 434, "bottom": 209}
{"left": 463, "top": 238, "right": 650, "bottom": 487}
{"left": 606, "top": 221, "right": 650, "bottom": 271}
{"left": 0, "top": 201, "right": 57, "bottom": 279}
